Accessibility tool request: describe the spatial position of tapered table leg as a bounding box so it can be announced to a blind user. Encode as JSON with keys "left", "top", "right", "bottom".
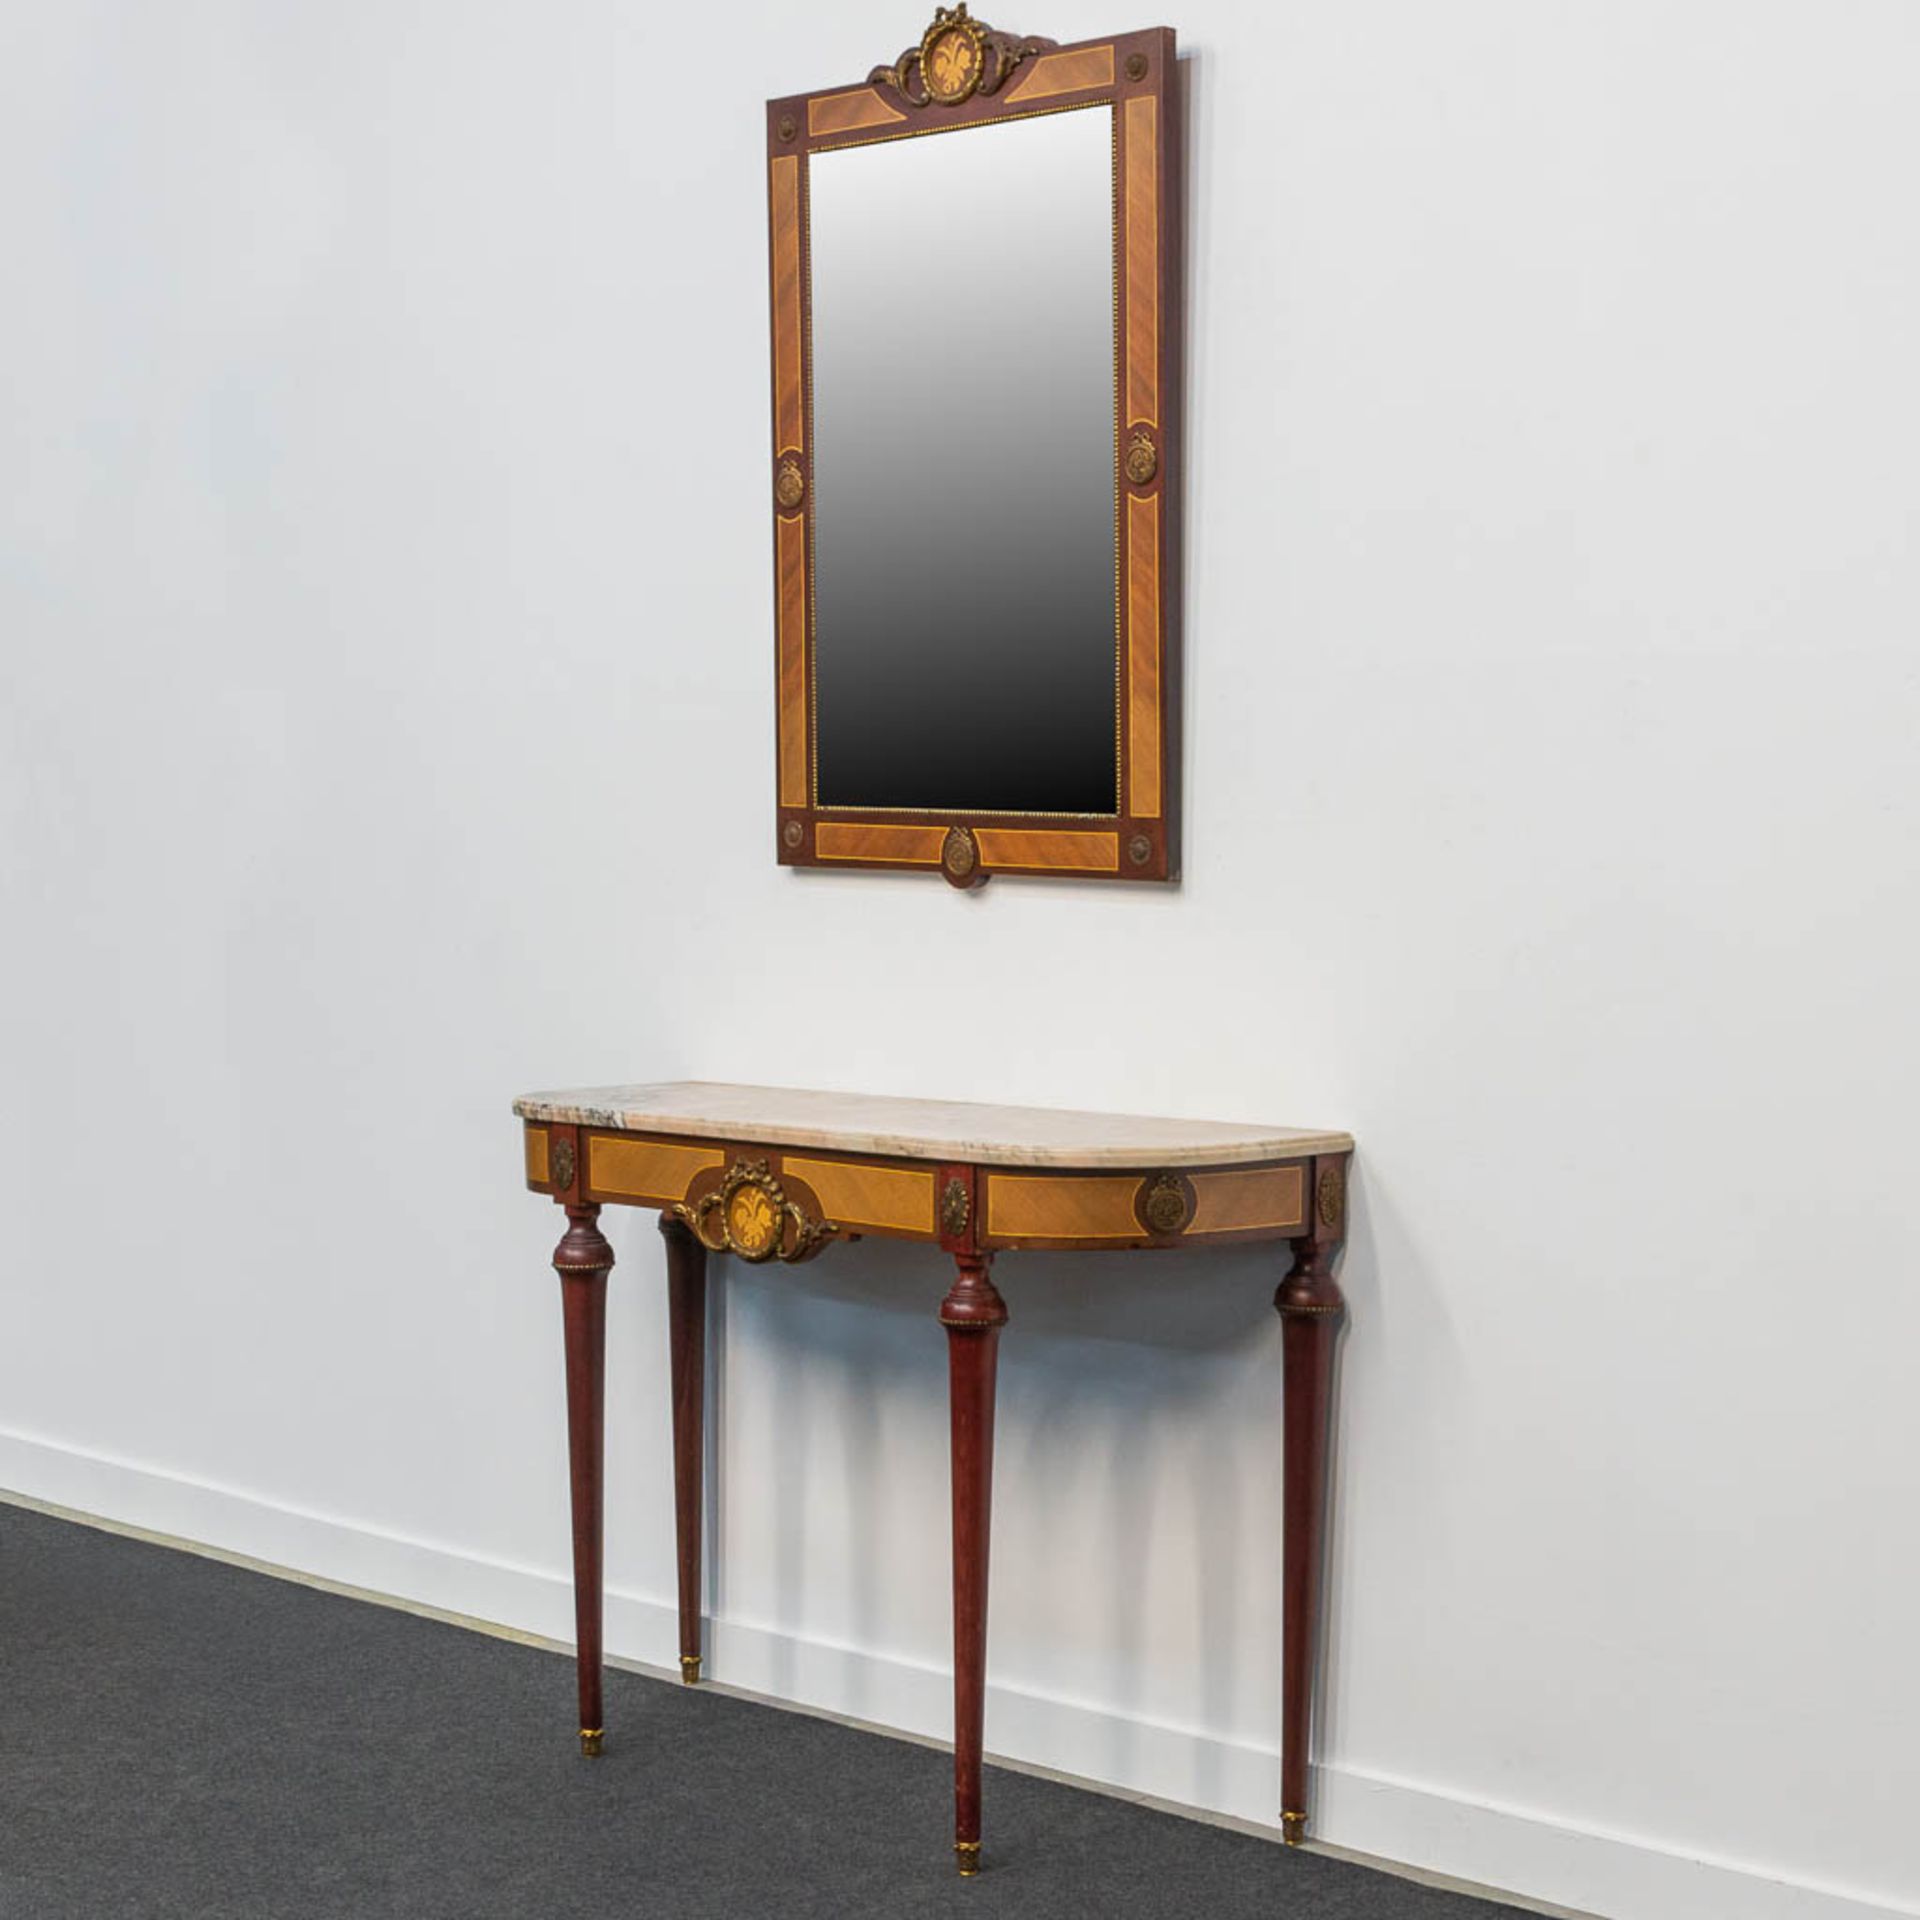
{"left": 554, "top": 1203, "right": 614, "bottom": 1756}
{"left": 942, "top": 1253, "right": 1007, "bottom": 1877}
{"left": 1275, "top": 1164, "right": 1347, "bottom": 1846}
{"left": 660, "top": 1213, "right": 707, "bottom": 1686}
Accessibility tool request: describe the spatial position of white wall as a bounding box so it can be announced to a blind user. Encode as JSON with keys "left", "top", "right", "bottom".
{"left": 3, "top": 5, "right": 1917, "bottom": 1917}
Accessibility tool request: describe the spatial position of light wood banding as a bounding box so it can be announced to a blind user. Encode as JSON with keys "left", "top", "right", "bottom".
{"left": 1188, "top": 1166, "right": 1307, "bottom": 1235}
{"left": 588, "top": 1137, "right": 726, "bottom": 1205}
{"left": 777, "top": 513, "right": 808, "bottom": 807}
{"left": 1004, "top": 46, "right": 1116, "bottom": 102}
{"left": 974, "top": 828, "right": 1120, "bottom": 873}
{"left": 986, "top": 1172, "right": 1144, "bottom": 1241}
{"left": 815, "top": 822, "right": 947, "bottom": 865}
{"left": 769, "top": 156, "right": 804, "bottom": 452}
{"left": 1123, "top": 95, "right": 1158, "bottom": 430}
{"left": 1126, "top": 491, "right": 1161, "bottom": 818}
{"left": 783, "top": 1156, "right": 935, "bottom": 1235}
{"left": 808, "top": 88, "right": 908, "bottom": 136}
{"left": 525, "top": 1125, "right": 550, "bottom": 1185}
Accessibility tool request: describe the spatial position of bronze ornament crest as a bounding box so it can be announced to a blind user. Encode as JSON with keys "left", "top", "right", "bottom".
{"left": 550, "top": 1136, "right": 576, "bottom": 1191}
{"left": 870, "top": 5, "right": 1055, "bottom": 110}
{"left": 1140, "top": 1171, "right": 1191, "bottom": 1235}
{"left": 674, "top": 1159, "right": 835, "bottom": 1264}
{"left": 942, "top": 824, "right": 979, "bottom": 882}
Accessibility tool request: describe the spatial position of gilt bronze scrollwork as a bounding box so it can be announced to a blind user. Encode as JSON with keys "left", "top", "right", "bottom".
{"left": 869, "top": 5, "right": 1056, "bottom": 110}
{"left": 673, "top": 1159, "right": 836, "bottom": 1264}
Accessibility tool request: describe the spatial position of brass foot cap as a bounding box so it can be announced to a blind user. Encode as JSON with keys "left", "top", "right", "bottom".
{"left": 955, "top": 1841, "right": 982, "bottom": 1878}
{"left": 1281, "top": 1811, "right": 1306, "bottom": 1847}
{"left": 579, "top": 1728, "right": 604, "bottom": 1757}
{"left": 680, "top": 1654, "right": 702, "bottom": 1686}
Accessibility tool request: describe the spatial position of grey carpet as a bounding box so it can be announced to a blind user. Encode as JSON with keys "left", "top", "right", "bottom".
{"left": 0, "top": 1502, "right": 1526, "bottom": 1919}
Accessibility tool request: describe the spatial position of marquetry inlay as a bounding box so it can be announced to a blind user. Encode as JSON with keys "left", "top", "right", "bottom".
{"left": 1123, "top": 94, "right": 1158, "bottom": 431}
{"left": 728, "top": 1180, "right": 782, "bottom": 1256}
{"left": 776, "top": 513, "right": 808, "bottom": 808}
{"left": 1126, "top": 491, "right": 1161, "bottom": 819}
{"left": 985, "top": 1172, "right": 1147, "bottom": 1242}
{"left": 815, "top": 822, "right": 948, "bottom": 865}
{"left": 808, "top": 87, "right": 907, "bottom": 136}
{"left": 524, "top": 1125, "right": 551, "bottom": 1185}
{"left": 782, "top": 1156, "right": 936, "bottom": 1236}
{"left": 588, "top": 1137, "right": 728, "bottom": 1205}
{"left": 1187, "top": 1166, "right": 1308, "bottom": 1235}
{"left": 1003, "top": 44, "right": 1115, "bottom": 102}
{"left": 769, "top": 156, "right": 804, "bottom": 452}
{"left": 973, "top": 828, "right": 1120, "bottom": 873}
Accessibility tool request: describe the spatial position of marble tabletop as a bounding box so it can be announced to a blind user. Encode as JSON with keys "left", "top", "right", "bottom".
{"left": 513, "top": 1081, "right": 1352, "bottom": 1170}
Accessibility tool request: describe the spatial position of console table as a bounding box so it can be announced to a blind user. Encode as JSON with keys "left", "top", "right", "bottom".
{"left": 515, "top": 1081, "right": 1353, "bottom": 1874}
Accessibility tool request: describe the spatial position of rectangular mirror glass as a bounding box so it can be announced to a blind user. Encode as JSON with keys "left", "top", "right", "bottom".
{"left": 809, "top": 109, "right": 1118, "bottom": 816}
{"left": 767, "top": 16, "right": 1181, "bottom": 886}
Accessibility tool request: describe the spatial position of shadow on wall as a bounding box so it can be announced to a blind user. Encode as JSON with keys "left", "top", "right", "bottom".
{"left": 656, "top": 1182, "right": 1381, "bottom": 1796}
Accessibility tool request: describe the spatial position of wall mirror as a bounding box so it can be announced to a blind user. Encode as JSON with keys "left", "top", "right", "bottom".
{"left": 766, "top": 9, "right": 1182, "bottom": 888}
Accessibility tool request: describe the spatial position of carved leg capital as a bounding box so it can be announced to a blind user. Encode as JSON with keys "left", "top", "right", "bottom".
{"left": 554, "top": 1203, "right": 615, "bottom": 1278}
{"left": 940, "top": 1253, "right": 1007, "bottom": 1331}
{"left": 1275, "top": 1236, "right": 1345, "bottom": 1320}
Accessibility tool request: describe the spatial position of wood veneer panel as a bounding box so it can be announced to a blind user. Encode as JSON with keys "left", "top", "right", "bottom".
{"left": 769, "top": 156, "right": 804, "bottom": 451}
{"left": 815, "top": 822, "right": 947, "bottom": 864}
{"left": 777, "top": 513, "right": 808, "bottom": 807}
{"left": 525, "top": 1125, "right": 550, "bottom": 1185}
{"left": 985, "top": 1172, "right": 1143, "bottom": 1241}
{"left": 1126, "top": 492, "right": 1161, "bottom": 818}
{"left": 1188, "top": 1166, "right": 1307, "bottom": 1235}
{"left": 808, "top": 88, "right": 907, "bottom": 135}
{"left": 782, "top": 1156, "right": 935, "bottom": 1234}
{"left": 1004, "top": 45, "right": 1115, "bottom": 102}
{"left": 1123, "top": 94, "right": 1158, "bottom": 430}
{"left": 973, "top": 828, "right": 1120, "bottom": 872}
{"left": 588, "top": 1137, "right": 726, "bottom": 1204}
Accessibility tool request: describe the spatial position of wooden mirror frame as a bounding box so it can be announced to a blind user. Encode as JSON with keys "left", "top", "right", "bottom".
{"left": 766, "top": 10, "right": 1182, "bottom": 889}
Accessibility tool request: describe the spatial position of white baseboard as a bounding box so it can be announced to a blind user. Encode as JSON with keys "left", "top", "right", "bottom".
{"left": 1, "top": 1428, "right": 1910, "bottom": 1920}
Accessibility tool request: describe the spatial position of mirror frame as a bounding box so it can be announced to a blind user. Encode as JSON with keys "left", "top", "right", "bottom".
{"left": 766, "top": 10, "right": 1182, "bottom": 889}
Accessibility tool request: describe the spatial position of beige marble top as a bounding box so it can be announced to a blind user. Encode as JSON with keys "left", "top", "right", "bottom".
{"left": 513, "top": 1081, "right": 1352, "bottom": 1170}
